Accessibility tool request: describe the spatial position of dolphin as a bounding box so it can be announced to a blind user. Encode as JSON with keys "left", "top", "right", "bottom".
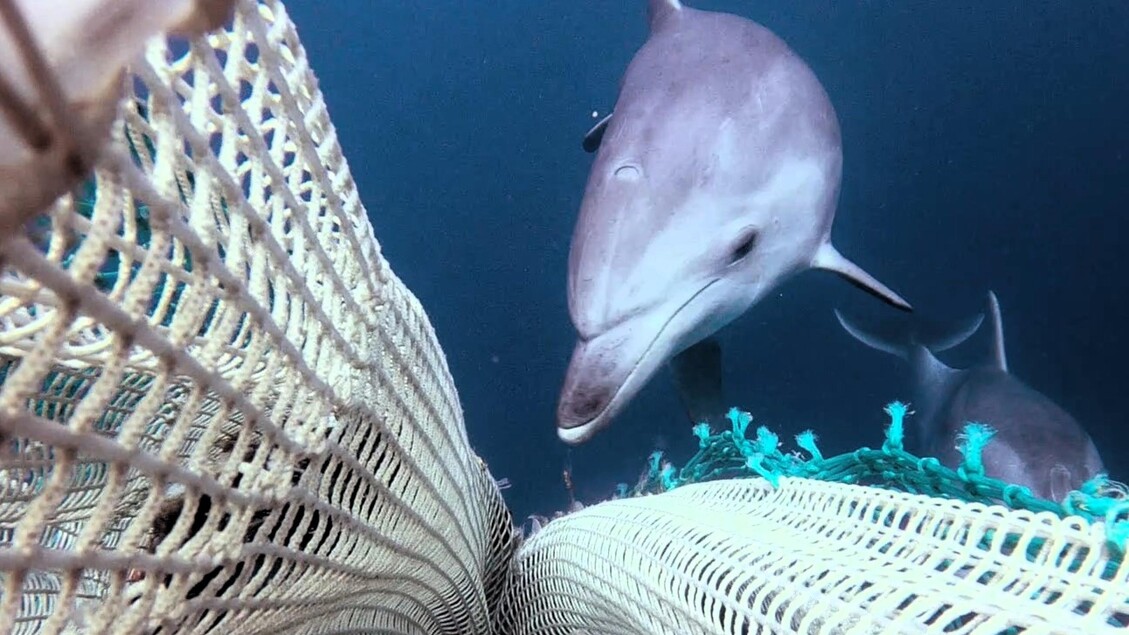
{"left": 556, "top": 0, "right": 912, "bottom": 444}
{"left": 835, "top": 291, "right": 1105, "bottom": 502}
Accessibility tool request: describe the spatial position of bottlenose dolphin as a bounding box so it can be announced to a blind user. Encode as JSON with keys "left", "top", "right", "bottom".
{"left": 835, "top": 291, "right": 1105, "bottom": 501}
{"left": 557, "top": 0, "right": 912, "bottom": 444}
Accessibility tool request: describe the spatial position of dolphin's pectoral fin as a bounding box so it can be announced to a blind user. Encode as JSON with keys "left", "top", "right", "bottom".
{"left": 1049, "top": 464, "right": 1073, "bottom": 502}
{"left": 669, "top": 337, "right": 726, "bottom": 426}
{"left": 813, "top": 242, "right": 913, "bottom": 312}
{"left": 582, "top": 111, "right": 613, "bottom": 153}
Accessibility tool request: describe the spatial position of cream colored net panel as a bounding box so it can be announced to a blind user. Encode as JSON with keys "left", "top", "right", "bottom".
{"left": 3, "top": 2, "right": 1128, "bottom": 635}
{"left": 0, "top": 1, "right": 514, "bottom": 633}
{"left": 497, "top": 477, "right": 1129, "bottom": 634}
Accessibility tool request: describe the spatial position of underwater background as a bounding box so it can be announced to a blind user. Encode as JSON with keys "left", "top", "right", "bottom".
{"left": 285, "top": 1, "right": 1129, "bottom": 524}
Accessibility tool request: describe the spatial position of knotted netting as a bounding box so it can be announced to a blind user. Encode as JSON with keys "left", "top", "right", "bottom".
{"left": 497, "top": 477, "right": 1127, "bottom": 634}
{"left": 0, "top": 1, "right": 1126, "bottom": 634}
{"left": 497, "top": 404, "right": 1129, "bottom": 633}
{"left": 0, "top": 1, "right": 514, "bottom": 632}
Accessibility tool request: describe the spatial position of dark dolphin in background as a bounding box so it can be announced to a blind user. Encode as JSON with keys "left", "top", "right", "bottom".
{"left": 556, "top": 0, "right": 912, "bottom": 444}
{"left": 835, "top": 291, "right": 1106, "bottom": 501}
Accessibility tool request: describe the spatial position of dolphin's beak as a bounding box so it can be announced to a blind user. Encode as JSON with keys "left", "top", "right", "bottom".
{"left": 556, "top": 331, "right": 641, "bottom": 445}
{"left": 557, "top": 281, "right": 722, "bottom": 445}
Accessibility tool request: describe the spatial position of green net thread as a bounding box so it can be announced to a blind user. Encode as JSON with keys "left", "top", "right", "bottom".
{"left": 618, "top": 401, "right": 1129, "bottom": 568}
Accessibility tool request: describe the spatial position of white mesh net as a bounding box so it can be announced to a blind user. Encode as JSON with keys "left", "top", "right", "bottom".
{"left": 499, "top": 478, "right": 1128, "bottom": 634}
{"left": 0, "top": 1, "right": 513, "bottom": 632}
{"left": 0, "top": 1, "right": 1125, "bottom": 634}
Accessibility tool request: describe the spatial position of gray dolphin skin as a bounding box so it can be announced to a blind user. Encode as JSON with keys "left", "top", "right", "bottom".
{"left": 557, "top": 0, "right": 912, "bottom": 445}
{"left": 835, "top": 291, "right": 1106, "bottom": 502}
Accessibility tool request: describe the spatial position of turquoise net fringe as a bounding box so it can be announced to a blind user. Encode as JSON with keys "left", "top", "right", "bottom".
{"left": 620, "top": 401, "right": 1129, "bottom": 568}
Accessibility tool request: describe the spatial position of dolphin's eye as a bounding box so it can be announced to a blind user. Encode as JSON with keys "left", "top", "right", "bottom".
{"left": 728, "top": 229, "right": 759, "bottom": 265}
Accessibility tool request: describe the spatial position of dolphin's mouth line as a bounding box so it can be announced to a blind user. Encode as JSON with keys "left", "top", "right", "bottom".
{"left": 574, "top": 277, "right": 720, "bottom": 429}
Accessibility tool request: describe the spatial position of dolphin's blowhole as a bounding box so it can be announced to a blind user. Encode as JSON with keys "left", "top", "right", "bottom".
{"left": 613, "top": 164, "right": 641, "bottom": 181}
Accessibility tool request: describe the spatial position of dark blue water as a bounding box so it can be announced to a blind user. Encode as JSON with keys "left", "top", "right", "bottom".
{"left": 287, "top": 1, "right": 1129, "bottom": 523}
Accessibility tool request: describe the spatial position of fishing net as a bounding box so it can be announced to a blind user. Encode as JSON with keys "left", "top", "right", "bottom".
{"left": 0, "top": 1, "right": 1125, "bottom": 634}
{"left": 0, "top": 1, "right": 514, "bottom": 633}
{"left": 633, "top": 402, "right": 1129, "bottom": 537}
{"left": 499, "top": 476, "right": 1126, "bottom": 634}
{"left": 499, "top": 403, "right": 1129, "bottom": 633}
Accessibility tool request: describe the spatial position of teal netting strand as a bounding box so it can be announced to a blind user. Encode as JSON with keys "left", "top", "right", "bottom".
{"left": 621, "top": 401, "right": 1129, "bottom": 567}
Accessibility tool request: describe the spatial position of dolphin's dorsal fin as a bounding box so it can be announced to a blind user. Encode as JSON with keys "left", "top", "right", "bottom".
{"left": 648, "top": 0, "right": 683, "bottom": 31}
{"left": 812, "top": 242, "right": 912, "bottom": 312}
{"left": 582, "top": 112, "right": 613, "bottom": 153}
{"left": 985, "top": 290, "right": 1008, "bottom": 372}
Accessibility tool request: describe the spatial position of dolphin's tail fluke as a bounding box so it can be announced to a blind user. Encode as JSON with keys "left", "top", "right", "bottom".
{"left": 833, "top": 306, "right": 985, "bottom": 361}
